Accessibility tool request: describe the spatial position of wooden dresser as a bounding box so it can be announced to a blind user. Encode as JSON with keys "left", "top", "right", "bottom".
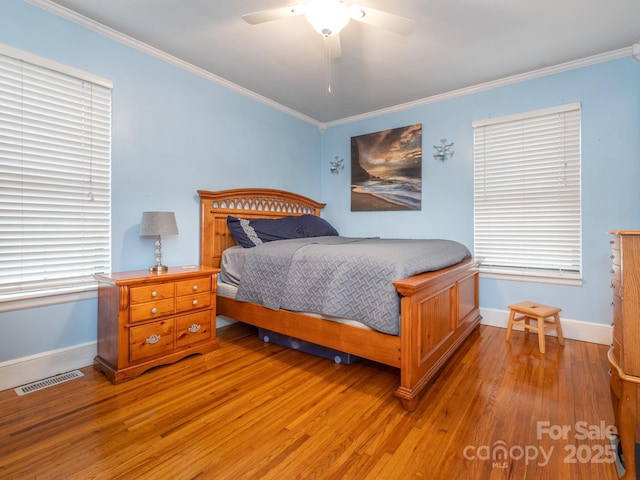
{"left": 94, "top": 266, "right": 220, "bottom": 383}
{"left": 609, "top": 230, "right": 640, "bottom": 479}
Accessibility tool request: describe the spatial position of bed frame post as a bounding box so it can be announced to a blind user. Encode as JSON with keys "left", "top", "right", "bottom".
{"left": 199, "top": 196, "right": 217, "bottom": 267}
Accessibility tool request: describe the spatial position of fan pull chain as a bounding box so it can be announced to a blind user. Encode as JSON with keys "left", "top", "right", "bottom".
{"left": 325, "top": 39, "right": 332, "bottom": 95}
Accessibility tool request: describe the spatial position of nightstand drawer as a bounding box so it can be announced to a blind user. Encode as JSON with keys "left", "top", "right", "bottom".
{"left": 176, "top": 276, "right": 211, "bottom": 296}
{"left": 129, "top": 319, "right": 175, "bottom": 363}
{"left": 130, "top": 298, "right": 175, "bottom": 322}
{"left": 176, "top": 292, "right": 211, "bottom": 313}
{"left": 130, "top": 283, "right": 175, "bottom": 304}
{"left": 176, "top": 311, "right": 212, "bottom": 348}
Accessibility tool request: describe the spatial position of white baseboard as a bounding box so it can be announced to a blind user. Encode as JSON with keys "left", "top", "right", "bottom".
{"left": 0, "top": 341, "right": 97, "bottom": 392}
{"left": 480, "top": 307, "right": 613, "bottom": 345}
{"left": 0, "top": 317, "right": 239, "bottom": 392}
{"left": 0, "top": 311, "right": 612, "bottom": 393}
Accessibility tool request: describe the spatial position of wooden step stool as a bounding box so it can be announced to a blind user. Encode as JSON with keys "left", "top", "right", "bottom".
{"left": 506, "top": 301, "right": 565, "bottom": 353}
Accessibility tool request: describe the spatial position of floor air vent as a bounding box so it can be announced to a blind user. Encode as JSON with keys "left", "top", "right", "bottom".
{"left": 14, "top": 369, "right": 84, "bottom": 396}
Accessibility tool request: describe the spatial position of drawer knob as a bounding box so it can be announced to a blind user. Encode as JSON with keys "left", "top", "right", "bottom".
{"left": 192, "top": 285, "right": 199, "bottom": 291}
{"left": 146, "top": 334, "right": 161, "bottom": 344}
{"left": 192, "top": 299, "right": 198, "bottom": 306}
{"left": 151, "top": 291, "right": 158, "bottom": 297}
{"left": 151, "top": 307, "right": 158, "bottom": 314}
{"left": 188, "top": 324, "right": 201, "bottom": 333}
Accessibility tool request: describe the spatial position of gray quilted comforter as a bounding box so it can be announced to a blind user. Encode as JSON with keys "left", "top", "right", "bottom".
{"left": 234, "top": 236, "right": 471, "bottom": 335}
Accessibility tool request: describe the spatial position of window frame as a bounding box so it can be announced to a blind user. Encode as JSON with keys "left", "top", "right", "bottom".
{"left": 472, "top": 102, "right": 582, "bottom": 285}
{"left": 0, "top": 43, "right": 112, "bottom": 311}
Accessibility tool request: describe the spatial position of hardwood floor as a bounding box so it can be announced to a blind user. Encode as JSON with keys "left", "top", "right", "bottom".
{"left": 0, "top": 323, "right": 620, "bottom": 480}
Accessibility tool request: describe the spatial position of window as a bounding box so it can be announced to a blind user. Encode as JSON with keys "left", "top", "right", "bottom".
{"left": 473, "top": 103, "right": 581, "bottom": 283}
{"left": 0, "top": 45, "right": 112, "bottom": 307}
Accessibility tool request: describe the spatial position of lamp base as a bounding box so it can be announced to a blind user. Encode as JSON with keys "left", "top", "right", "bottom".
{"left": 149, "top": 264, "right": 168, "bottom": 273}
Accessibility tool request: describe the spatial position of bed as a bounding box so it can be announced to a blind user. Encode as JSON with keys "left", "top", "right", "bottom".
{"left": 198, "top": 188, "right": 482, "bottom": 411}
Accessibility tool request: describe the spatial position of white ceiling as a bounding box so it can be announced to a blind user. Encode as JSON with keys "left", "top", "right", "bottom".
{"left": 31, "top": 0, "right": 640, "bottom": 124}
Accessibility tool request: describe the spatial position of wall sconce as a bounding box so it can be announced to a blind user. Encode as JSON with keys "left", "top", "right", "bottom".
{"left": 140, "top": 211, "right": 178, "bottom": 272}
{"left": 330, "top": 156, "right": 344, "bottom": 174}
{"left": 433, "top": 138, "right": 455, "bottom": 162}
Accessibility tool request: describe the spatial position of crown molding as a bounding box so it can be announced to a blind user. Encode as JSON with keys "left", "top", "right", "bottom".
{"left": 324, "top": 46, "right": 633, "bottom": 128}
{"left": 25, "top": 0, "right": 321, "bottom": 128}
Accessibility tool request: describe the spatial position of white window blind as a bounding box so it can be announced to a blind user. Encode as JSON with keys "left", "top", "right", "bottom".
{"left": 0, "top": 48, "right": 112, "bottom": 301}
{"left": 473, "top": 103, "right": 581, "bottom": 279}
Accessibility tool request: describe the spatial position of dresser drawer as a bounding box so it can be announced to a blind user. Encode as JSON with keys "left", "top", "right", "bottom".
{"left": 176, "top": 292, "right": 211, "bottom": 313}
{"left": 611, "top": 261, "right": 621, "bottom": 286}
{"left": 611, "top": 274, "right": 622, "bottom": 300}
{"left": 609, "top": 360, "right": 622, "bottom": 400}
{"left": 129, "top": 319, "right": 175, "bottom": 363}
{"left": 613, "top": 338, "right": 623, "bottom": 368}
{"left": 610, "top": 236, "right": 620, "bottom": 262}
{"left": 130, "top": 283, "right": 175, "bottom": 304}
{"left": 130, "top": 298, "right": 175, "bottom": 322}
{"left": 613, "top": 301, "right": 623, "bottom": 340}
{"left": 176, "top": 311, "right": 212, "bottom": 348}
{"left": 176, "top": 276, "right": 211, "bottom": 297}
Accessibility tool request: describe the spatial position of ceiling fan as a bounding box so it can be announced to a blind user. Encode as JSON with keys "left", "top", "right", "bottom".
{"left": 241, "top": 0, "right": 414, "bottom": 59}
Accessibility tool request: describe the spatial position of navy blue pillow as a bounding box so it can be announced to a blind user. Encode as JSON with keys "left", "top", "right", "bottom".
{"left": 227, "top": 215, "right": 303, "bottom": 248}
{"left": 227, "top": 215, "right": 338, "bottom": 248}
{"left": 297, "top": 214, "right": 339, "bottom": 237}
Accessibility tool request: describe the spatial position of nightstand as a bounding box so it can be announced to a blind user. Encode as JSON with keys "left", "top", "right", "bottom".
{"left": 94, "top": 266, "right": 220, "bottom": 383}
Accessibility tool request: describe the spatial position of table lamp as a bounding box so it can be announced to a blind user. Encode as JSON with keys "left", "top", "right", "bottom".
{"left": 140, "top": 211, "right": 178, "bottom": 272}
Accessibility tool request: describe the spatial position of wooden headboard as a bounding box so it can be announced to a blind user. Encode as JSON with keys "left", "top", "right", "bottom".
{"left": 198, "top": 188, "right": 326, "bottom": 268}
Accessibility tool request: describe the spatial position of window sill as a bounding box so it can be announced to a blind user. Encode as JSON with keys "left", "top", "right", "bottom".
{"left": 0, "top": 286, "right": 98, "bottom": 313}
{"left": 479, "top": 269, "right": 583, "bottom": 287}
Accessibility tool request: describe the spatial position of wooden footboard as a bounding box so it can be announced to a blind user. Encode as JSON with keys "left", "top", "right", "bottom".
{"left": 199, "top": 188, "right": 482, "bottom": 412}
{"left": 393, "top": 258, "right": 482, "bottom": 411}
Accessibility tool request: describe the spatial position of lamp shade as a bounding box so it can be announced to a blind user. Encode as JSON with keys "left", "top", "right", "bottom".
{"left": 140, "top": 212, "right": 178, "bottom": 237}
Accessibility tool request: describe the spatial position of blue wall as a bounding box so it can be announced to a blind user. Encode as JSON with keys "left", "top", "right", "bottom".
{"left": 1, "top": 0, "right": 639, "bottom": 363}
{"left": 0, "top": 1, "right": 321, "bottom": 361}
{"left": 321, "top": 58, "right": 640, "bottom": 326}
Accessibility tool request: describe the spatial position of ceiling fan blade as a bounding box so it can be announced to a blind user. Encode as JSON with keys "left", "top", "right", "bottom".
{"left": 324, "top": 34, "right": 342, "bottom": 59}
{"left": 241, "top": 4, "right": 306, "bottom": 25}
{"left": 349, "top": 4, "right": 414, "bottom": 35}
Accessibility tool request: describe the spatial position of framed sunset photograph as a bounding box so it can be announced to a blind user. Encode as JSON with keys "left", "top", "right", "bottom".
{"left": 350, "top": 124, "right": 422, "bottom": 211}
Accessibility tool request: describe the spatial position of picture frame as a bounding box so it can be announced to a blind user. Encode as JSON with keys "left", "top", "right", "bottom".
{"left": 350, "top": 124, "right": 422, "bottom": 211}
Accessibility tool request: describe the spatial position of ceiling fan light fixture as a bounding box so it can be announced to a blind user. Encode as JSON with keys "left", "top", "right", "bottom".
{"left": 304, "top": 0, "right": 351, "bottom": 37}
